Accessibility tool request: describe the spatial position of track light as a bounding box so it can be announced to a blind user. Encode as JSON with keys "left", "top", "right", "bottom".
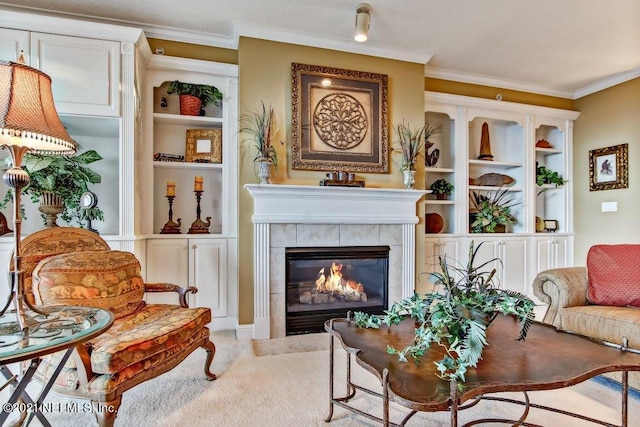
{"left": 354, "top": 3, "right": 371, "bottom": 42}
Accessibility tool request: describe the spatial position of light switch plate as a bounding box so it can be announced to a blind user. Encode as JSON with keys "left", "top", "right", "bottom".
{"left": 601, "top": 201, "right": 617, "bottom": 212}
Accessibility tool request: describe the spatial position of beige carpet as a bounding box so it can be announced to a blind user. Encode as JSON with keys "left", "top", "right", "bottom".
{"left": 3, "top": 331, "right": 640, "bottom": 426}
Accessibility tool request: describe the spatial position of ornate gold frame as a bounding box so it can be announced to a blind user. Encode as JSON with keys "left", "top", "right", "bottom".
{"left": 589, "top": 143, "right": 628, "bottom": 191}
{"left": 291, "top": 63, "right": 388, "bottom": 173}
{"left": 185, "top": 128, "right": 222, "bottom": 163}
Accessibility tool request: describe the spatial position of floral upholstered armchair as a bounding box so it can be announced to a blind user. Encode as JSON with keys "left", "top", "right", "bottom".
{"left": 13, "top": 228, "right": 216, "bottom": 427}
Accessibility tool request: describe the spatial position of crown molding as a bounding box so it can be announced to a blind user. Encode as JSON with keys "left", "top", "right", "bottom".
{"left": 142, "top": 24, "right": 237, "bottom": 50}
{"left": 233, "top": 22, "right": 432, "bottom": 64}
{"left": 0, "top": 6, "right": 143, "bottom": 43}
{"left": 425, "top": 66, "right": 575, "bottom": 99}
{"left": 573, "top": 67, "right": 640, "bottom": 99}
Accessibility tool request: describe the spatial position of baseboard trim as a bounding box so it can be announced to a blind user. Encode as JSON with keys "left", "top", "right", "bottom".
{"left": 235, "top": 323, "right": 254, "bottom": 340}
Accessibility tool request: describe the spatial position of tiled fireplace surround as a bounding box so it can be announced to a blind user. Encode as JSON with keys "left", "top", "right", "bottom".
{"left": 245, "top": 184, "right": 425, "bottom": 339}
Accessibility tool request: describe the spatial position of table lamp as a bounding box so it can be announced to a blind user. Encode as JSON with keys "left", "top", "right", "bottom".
{"left": 0, "top": 56, "right": 77, "bottom": 331}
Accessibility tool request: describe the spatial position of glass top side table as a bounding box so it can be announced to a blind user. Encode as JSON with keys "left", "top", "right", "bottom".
{"left": 0, "top": 306, "right": 114, "bottom": 426}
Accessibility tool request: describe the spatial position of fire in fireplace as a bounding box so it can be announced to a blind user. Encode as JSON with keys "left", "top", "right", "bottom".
{"left": 286, "top": 246, "right": 389, "bottom": 335}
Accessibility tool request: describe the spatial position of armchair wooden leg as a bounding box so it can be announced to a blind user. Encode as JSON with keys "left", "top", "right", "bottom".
{"left": 92, "top": 396, "right": 121, "bottom": 427}
{"left": 202, "top": 340, "right": 217, "bottom": 380}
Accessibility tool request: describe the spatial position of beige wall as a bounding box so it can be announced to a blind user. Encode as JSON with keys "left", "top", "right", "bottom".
{"left": 237, "top": 37, "right": 426, "bottom": 324}
{"left": 147, "top": 37, "right": 586, "bottom": 326}
{"left": 573, "top": 78, "right": 640, "bottom": 263}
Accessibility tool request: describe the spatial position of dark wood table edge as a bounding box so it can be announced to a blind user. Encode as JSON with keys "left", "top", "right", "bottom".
{"left": 324, "top": 317, "right": 640, "bottom": 427}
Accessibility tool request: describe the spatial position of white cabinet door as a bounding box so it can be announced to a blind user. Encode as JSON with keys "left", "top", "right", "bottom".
{"left": 0, "top": 28, "right": 28, "bottom": 63}
{"left": 424, "top": 237, "right": 459, "bottom": 278}
{"left": 30, "top": 33, "right": 120, "bottom": 116}
{"left": 145, "top": 239, "right": 189, "bottom": 305}
{"left": 533, "top": 235, "right": 569, "bottom": 274}
{"left": 464, "top": 237, "right": 527, "bottom": 295}
{"left": 190, "top": 239, "right": 228, "bottom": 318}
{"left": 498, "top": 237, "right": 528, "bottom": 295}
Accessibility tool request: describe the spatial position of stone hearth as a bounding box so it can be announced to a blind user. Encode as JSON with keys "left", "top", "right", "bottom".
{"left": 245, "top": 184, "right": 425, "bottom": 339}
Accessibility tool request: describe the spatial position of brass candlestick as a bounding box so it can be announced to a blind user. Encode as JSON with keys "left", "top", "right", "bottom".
{"left": 188, "top": 190, "right": 211, "bottom": 234}
{"left": 160, "top": 195, "right": 182, "bottom": 234}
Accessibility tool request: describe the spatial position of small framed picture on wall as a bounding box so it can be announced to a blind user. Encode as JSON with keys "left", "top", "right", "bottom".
{"left": 589, "top": 143, "right": 628, "bottom": 191}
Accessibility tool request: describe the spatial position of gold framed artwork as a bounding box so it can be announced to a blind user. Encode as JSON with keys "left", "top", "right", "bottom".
{"left": 291, "top": 63, "right": 389, "bottom": 173}
{"left": 589, "top": 143, "right": 628, "bottom": 191}
{"left": 185, "top": 129, "right": 222, "bottom": 163}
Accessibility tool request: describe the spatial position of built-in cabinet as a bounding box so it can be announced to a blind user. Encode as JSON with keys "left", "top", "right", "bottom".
{"left": 142, "top": 55, "right": 239, "bottom": 330}
{"left": 0, "top": 10, "right": 145, "bottom": 304}
{"left": 423, "top": 92, "right": 579, "bottom": 298}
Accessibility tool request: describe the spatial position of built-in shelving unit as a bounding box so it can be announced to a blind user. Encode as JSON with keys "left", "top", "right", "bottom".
{"left": 423, "top": 92, "right": 580, "bottom": 298}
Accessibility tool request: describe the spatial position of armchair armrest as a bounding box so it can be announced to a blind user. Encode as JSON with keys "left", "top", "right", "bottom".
{"left": 532, "top": 267, "right": 588, "bottom": 328}
{"left": 144, "top": 283, "right": 198, "bottom": 308}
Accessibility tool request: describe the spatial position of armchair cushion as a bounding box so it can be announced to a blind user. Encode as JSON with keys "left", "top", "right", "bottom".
{"left": 90, "top": 304, "right": 211, "bottom": 374}
{"left": 587, "top": 244, "right": 640, "bottom": 307}
{"left": 32, "top": 250, "right": 146, "bottom": 319}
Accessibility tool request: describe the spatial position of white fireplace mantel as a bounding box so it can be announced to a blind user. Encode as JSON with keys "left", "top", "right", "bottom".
{"left": 245, "top": 184, "right": 426, "bottom": 339}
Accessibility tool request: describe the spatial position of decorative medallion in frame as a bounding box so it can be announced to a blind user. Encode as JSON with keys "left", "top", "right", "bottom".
{"left": 185, "top": 128, "right": 222, "bottom": 163}
{"left": 291, "top": 63, "right": 389, "bottom": 173}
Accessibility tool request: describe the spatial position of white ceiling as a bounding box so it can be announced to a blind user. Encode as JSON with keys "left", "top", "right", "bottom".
{"left": 2, "top": 0, "right": 639, "bottom": 99}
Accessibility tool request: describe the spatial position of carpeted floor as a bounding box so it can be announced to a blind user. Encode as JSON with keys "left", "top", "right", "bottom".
{"left": 3, "top": 331, "right": 640, "bottom": 426}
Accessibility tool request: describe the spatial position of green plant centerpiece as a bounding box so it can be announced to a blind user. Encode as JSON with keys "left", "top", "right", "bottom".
{"left": 239, "top": 101, "right": 279, "bottom": 184}
{"left": 354, "top": 241, "right": 534, "bottom": 385}
{"left": 0, "top": 150, "right": 104, "bottom": 226}
{"left": 469, "top": 189, "right": 519, "bottom": 233}
{"left": 166, "top": 80, "right": 222, "bottom": 116}
{"left": 429, "top": 178, "right": 454, "bottom": 199}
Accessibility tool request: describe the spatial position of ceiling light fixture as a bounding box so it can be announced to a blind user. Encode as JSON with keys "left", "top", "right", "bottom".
{"left": 354, "top": 3, "right": 371, "bottom": 43}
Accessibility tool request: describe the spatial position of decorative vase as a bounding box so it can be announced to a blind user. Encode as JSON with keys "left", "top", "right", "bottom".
{"left": 39, "top": 191, "right": 64, "bottom": 228}
{"left": 402, "top": 170, "right": 416, "bottom": 189}
{"left": 436, "top": 193, "right": 448, "bottom": 200}
{"left": 179, "top": 94, "right": 202, "bottom": 116}
{"left": 256, "top": 160, "right": 273, "bottom": 184}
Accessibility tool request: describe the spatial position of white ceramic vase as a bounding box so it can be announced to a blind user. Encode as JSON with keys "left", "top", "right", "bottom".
{"left": 402, "top": 170, "right": 416, "bottom": 189}
{"left": 256, "top": 160, "right": 273, "bottom": 184}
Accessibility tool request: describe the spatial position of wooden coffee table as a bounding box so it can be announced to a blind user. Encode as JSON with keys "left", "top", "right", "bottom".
{"left": 325, "top": 314, "right": 640, "bottom": 426}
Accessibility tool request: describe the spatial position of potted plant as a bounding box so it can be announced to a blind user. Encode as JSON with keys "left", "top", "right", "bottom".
{"left": 166, "top": 80, "right": 222, "bottom": 116}
{"left": 395, "top": 121, "right": 425, "bottom": 189}
{"left": 536, "top": 164, "right": 566, "bottom": 194}
{"left": 354, "top": 241, "right": 535, "bottom": 383}
{"left": 469, "top": 189, "right": 519, "bottom": 233}
{"left": 429, "top": 178, "right": 454, "bottom": 200}
{"left": 1, "top": 150, "right": 104, "bottom": 227}
{"left": 240, "top": 101, "right": 279, "bottom": 184}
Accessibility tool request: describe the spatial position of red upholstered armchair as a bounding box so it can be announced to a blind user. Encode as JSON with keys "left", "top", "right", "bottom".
{"left": 13, "top": 227, "right": 216, "bottom": 427}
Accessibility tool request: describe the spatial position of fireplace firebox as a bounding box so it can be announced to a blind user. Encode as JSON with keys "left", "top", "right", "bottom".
{"left": 286, "top": 246, "right": 389, "bottom": 335}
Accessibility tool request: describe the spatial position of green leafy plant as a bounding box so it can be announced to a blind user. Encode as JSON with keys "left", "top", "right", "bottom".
{"left": 429, "top": 178, "right": 454, "bottom": 195}
{"left": 239, "top": 101, "right": 279, "bottom": 169}
{"left": 469, "top": 189, "right": 519, "bottom": 233}
{"left": 166, "top": 81, "right": 222, "bottom": 109}
{"left": 0, "top": 150, "right": 104, "bottom": 226}
{"left": 395, "top": 121, "right": 425, "bottom": 172}
{"left": 354, "top": 241, "right": 535, "bottom": 384}
{"left": 536, "top": 164, "right": 566, "bottom": 188}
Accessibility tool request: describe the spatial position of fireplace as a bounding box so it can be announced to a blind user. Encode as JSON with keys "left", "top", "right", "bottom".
{"left": 286, "top": 246, "right": 389, "bottom": 335}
